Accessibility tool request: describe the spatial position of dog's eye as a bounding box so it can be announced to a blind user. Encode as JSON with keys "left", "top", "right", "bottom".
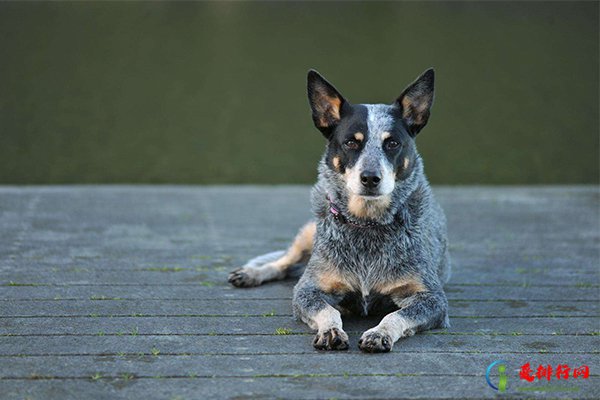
{"left": 344, "top": 140, "right": 360, "bottom": 150}
{"left": 385, "top": 140, "right": 401, "bottom": 150}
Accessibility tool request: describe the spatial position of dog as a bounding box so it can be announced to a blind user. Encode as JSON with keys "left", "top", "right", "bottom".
{"left": 228, "top": 68, "right": 451, "bottom": 353}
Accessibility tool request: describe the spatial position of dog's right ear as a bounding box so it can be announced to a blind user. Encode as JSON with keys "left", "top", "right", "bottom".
{"left": 307, "top": 70, "right": 348, "bottom": 138}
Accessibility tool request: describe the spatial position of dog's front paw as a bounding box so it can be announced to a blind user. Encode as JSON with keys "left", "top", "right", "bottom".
{"left": 228, "top": 268, "right": 260, "bottom": 288}
{"left": 313, "top": 328, "right": 349, "bottom": 351}
{"left": 358, "top": 330, "right": 393, "bottom": 353}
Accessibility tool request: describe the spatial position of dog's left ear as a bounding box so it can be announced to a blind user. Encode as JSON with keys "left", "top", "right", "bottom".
{"left": 394, "top": 68, "right": 435, "bottom": 136}
{"left": 307, "top": 69, "right": 348, "bottom": 139}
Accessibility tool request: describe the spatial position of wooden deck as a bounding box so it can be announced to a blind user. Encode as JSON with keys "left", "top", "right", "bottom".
{"left": 0, "top": 186, "right": 598, "bottom": 399}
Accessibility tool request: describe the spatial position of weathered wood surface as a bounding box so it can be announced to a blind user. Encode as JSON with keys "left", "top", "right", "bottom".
{"left": 0, "top": 185, "right": 598, "bottom": 399}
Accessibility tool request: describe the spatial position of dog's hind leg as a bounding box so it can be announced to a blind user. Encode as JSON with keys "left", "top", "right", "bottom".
{"left": 228, "top": 221, "right": 316, "bottom": 288}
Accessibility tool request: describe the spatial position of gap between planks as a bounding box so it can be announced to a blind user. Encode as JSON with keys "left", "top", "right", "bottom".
{"left": 1, "top": 315, "right": 598, "bottom": 319}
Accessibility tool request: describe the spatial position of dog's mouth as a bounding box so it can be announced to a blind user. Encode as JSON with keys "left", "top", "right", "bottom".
{"left": 359, "top": 192, "right": 386, "bottom": 199}
{"left": 350, "top": 187, "right": 393, "bottom": 199}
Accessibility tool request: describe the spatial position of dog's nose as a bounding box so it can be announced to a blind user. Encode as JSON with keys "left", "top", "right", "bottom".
{"left": 360, "top": 171, "right": 381, "bottom": 189}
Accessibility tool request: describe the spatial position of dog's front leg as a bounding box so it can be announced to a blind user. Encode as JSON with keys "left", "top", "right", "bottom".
{"left": 359, "top": 290, "right": 449, "bottom": 353}
{"left": 293, "top": 279, "right": 349, "bottom": 351}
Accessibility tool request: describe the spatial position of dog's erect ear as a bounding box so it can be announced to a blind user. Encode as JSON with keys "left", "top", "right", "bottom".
{"left": 394, "top": 68, "right": 435, "bottom": 136}
{"left": 307, "top": 70, "right": 348, "bottom": 138}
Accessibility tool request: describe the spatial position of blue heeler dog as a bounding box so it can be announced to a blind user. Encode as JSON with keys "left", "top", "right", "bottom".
{"left": 229, "top": 68, "right": 451, "bottom": 353}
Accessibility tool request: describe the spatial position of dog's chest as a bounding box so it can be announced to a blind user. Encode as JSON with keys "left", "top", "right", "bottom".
{"left": 322, "top": 223, "right": 414, "bottom": 271}
{"left": 333, "top": 269, "right": 425, "bottom": 317}
{"left": 317, "top": 224, "right": 421, "bottom": 315}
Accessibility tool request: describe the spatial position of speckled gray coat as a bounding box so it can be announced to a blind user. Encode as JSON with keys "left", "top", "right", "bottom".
{"left": 293, "top": 154, "right": 451, "bottom": 330}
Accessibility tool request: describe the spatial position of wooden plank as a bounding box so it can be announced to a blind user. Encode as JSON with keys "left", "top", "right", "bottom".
{"left": 0, "top": 299, "right": 597, "bottom": 318}
{"left": 0, "top": 334, "right": 597, "bottom": 356}
{"left": 1, "top": 316, "right": 597, "bottom": 336}
{"left": 1, "top": 375, "right": 597, "bottom": 400}
{"left": 0, "top": 353, "right": 597, "bottom": 379}
{"left": 1, "top": 264, "right": 598, "bottom": 285}
{"left": 1, "top": 283, "right": 598, "bottom": 301}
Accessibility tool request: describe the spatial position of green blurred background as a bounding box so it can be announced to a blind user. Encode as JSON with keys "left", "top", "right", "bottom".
{"left": 0, "top": 1, "right": 598, "bottom": 184}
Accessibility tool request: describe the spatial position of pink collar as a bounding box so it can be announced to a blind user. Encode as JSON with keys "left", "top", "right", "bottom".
{"left": 326, "top": 194, "right": 383, "bottom": 228}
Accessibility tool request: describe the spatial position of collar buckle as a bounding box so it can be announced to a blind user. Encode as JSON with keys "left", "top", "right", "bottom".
{"left": 328, "top": 199, "right": 347, "bottom": 224}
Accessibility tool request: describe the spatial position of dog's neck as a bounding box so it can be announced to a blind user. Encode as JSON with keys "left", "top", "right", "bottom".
{"left": 313, "top": 155, "right": 424, "bottom": 227}
{"left": 326, "top": 194, "right": 388, "bottom": 228}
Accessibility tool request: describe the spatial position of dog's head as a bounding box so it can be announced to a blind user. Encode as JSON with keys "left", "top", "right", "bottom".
{"left": 307, "top": 69, "right": 434, "bottom": 199}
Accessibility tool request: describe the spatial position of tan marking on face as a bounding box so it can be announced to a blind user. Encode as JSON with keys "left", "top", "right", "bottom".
{"left": 381, "top": 131, "right": 391, "bottom": 140}
{"left": 374, "top": 276, "right": 427, "bottom": 299}
{"left": 271, "top": 222, "right": 316, "bottom": 270}
{"left": 347, "top": 195, "right": 367, "bottom": 218}
{"left": 332, "top": 156, "right": 341, "bottom": 171}
{"left": 317, "top": 269, "right": 354, "bottom": 294}
{"left": 347, "top": 194, "right": 392, "bottom": 219}
{"left": 403, "top": 157, "right": 409, "bottom": 169}
{"left": 353, "top": 132, "right": 364, "bottom": 141}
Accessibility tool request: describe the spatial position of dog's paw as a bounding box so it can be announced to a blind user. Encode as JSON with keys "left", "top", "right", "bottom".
{"left": 313, "top": 328, "right": 349, "bottom": 351}
{"left": 228, "top": 268, "right": 260, "bottom": 288}
{"left": 358, "top": 330, "right": 393, "bottom": 353}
